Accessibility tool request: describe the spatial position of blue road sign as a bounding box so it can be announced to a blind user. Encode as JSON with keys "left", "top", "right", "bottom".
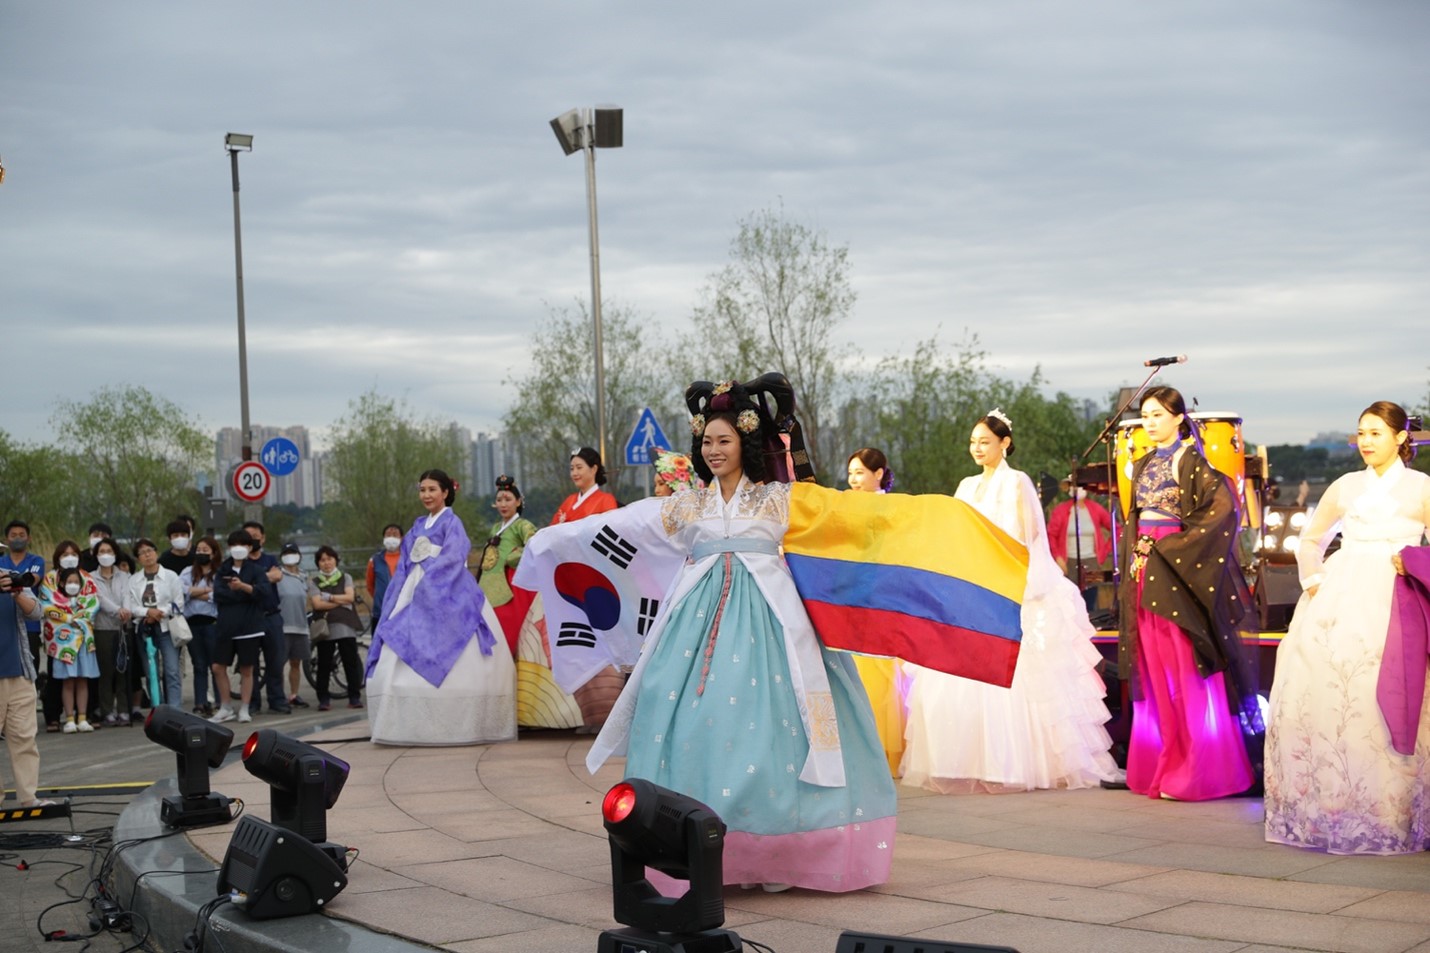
{"left": 624, "top": 408, "right": 672, "bottom": 466}
{"left": 260, "top": 436, "right": 301, "bottom": 477}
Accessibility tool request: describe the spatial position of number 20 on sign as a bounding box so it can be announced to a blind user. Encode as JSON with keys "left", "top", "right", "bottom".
{"left": 231, "top": 460, "right": 272, "bottom": 503}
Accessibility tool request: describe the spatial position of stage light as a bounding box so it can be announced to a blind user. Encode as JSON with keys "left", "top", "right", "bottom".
{"left": 239, "top": 728, "right": 349, "bottom": 843}
{"left": 597, "top": 778, "right": 741, "bottom": 953}
{"left": 1281, "top": 535, "right": 1300, "bottom": 553}
{"left": 1289, "top": 510, "right": 1309, "bottom": 530}
{"left": 143, "top": 705, "right": 234, "bottom": 827}
{"left": 1265, "top": 510, "right": 1284, "bottom": 529}
{"left": 217, "top": 730, "right": 351, "bottom": 920}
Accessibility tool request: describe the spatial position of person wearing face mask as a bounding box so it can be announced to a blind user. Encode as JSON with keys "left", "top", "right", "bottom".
{"left": 208, "top": 531, "right": 270, "bottom": 725}
{"left": 2, "top": 521, "right": 45, "bottom": 677}
{"left": 89, "top": 538, "right": 133, "bottom": 725}
{"left": 276, "top": 543, "right": 312, "bottom": 709}
{"left": 1047, "top": 481, "right": 1116, "bottom": 614}
{"left": 36, "top": 542, "right": 89, "bottom": 731}
{"left": 38, "top": 561, "right": 101, "bottom": 733}
{"left": 0, "top": 562, "right": 60, "bottom": 808}
{"left": 80, "top": 522, "right": 114, "bottom": 573}
{"left": 242, "top": 520, "right": 290, "bottom": 716}
{"left": 366, "top": 523, "right": 404, "bottom": 627}
{"left": 179, "top": 536, "right": 222, "bottom": 717}
{"left": 160, "top": 520, "right": 194, "bottom": 575}
{"left": 123, "top": 539, "right": 187, "bottom": 710}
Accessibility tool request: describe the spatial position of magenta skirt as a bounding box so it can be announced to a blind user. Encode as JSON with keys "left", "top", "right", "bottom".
{"left": 1128, "top": 523, "right": 1253, "bottom": 801}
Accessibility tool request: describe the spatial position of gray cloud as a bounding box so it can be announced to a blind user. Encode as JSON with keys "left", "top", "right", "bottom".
{"left": 2, "top": 0, "right": 1426, "bottom": 454}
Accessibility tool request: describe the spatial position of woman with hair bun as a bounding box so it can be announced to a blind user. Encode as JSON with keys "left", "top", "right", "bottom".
{"left": 365, "top": 468, "right": 516, "bottom": 746}
{"left": 1265, "top": 400, "right": 1430, "bottom": 854}
{"left": 566, "top": 375, "right": 897, "bottom": 892}
{"left": 847, "top": 447, "right": 894, "bottom": 494}
{"left": 550, "top": 449, "right": 623, "bottom": 732}
{"left": 844, "top": 446, "right": 906, "bottom": 775}
{"left": 903, "top": 411, "right": 1117, "bottom": 792}
{"left": 553, "top": 447, "right": 618, "bottom": 523}
{"left": 481, "top": 476, "right": 582, "bottom": 729}
{"left": 1118, "top": 387, "right": 1255, "bottom": 801}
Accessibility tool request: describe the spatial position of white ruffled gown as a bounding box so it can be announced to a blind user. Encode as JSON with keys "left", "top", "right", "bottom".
{"left": 903, "top": 460, "right": 1117, "bottom": 792}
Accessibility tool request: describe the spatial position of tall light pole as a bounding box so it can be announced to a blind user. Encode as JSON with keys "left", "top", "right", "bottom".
{"left": 550, "top": 106, "right": 623, "bottom": 469}
{"left": 225, "top": 132, "right": 254, "bottom": 462}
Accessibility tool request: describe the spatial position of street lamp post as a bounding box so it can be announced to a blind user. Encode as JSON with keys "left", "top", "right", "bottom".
{"left": 550, "top": 106, "right": 623, "bottom": 469}
{"left": 225, "top": 132, "right": 254, "bottom": 463}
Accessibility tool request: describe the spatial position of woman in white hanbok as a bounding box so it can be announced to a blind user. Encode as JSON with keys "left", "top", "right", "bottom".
{"left": 1265, "top": 401, "right": 1430, "bottom": 854}
{"left": 903, "top": 411, "right": 1117, "bottom": 793}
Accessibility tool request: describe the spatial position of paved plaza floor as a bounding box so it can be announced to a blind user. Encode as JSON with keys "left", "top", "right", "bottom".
{"left": 179, "top": 727, "right": 1430, "bottom": 953}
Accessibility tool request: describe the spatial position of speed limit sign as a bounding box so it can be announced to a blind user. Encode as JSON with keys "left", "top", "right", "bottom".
{"left": 231, "top": 460, "right": 272, "bottom": 503}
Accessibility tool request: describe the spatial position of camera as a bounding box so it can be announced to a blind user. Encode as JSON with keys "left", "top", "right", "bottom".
{"left": 1, "top": 570, "right": 39, "bottom": 592}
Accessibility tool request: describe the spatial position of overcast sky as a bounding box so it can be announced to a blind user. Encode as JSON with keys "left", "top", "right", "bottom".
{"left": 2, "top": 1, "right": 1426, "bottom": 456}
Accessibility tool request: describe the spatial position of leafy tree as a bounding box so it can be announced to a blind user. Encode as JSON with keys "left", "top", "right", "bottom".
{"left": 0, "top": 430, "right": 87, "bottom": 553}
{"left": 843, "top": 332, "right": 1099, "bottom": 497}
{"left": 502, "top": 301, "right": 679, "bottom": 502}
{"left": 324, "top": 390, "right": 474, "bottom": 551}
{"left": 687, "top": 204, "right": 855, "bottom": 473}
{"left": 51, "top": 385, "right": 210, "bottom": 540}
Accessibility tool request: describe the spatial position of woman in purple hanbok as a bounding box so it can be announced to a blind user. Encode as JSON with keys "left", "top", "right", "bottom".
{"left": 365, "top": 469, "right": 516, "bottom": 746}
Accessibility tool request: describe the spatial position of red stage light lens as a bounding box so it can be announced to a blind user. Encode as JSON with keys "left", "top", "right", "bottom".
{"left": 242, "top": 733, "right": 260, "bottom": 760}
{"left": 603, "top": 782, "right": 637, "bottom": 823}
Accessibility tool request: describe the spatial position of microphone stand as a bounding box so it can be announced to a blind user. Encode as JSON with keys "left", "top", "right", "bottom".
{"left": 1071, "top": 364, "right": 1164, "bottom": 622}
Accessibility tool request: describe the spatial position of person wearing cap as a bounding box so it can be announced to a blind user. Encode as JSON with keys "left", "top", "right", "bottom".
{"left": 276, "top": 542, "right": 312, "bottom": 708}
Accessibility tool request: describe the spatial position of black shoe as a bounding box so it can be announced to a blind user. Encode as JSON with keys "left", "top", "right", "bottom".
{"left": 270, "top": 705, "right": 293, "bottom": 715}
{"left": 289, "top": 696, "right": 310, "bottom": 709}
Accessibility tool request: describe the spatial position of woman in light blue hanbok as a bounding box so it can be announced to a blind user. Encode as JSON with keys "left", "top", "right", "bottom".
{"left": 581, "top": 377, "right": 896, "bottom": 892}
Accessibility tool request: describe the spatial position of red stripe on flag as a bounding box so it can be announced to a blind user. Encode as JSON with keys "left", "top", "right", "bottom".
{"left": 805, "top": 602, "right": 1019, "bottom": 688}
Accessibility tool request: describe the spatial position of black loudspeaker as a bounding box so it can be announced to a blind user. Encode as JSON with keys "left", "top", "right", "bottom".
{"left": 836, "top": 932, "right": 1019, "bottom": 953}
{"left": 218, "top": 816, "right": 347, "bottom": 920}
{"left": 1256, "top": 563, "right": 1303, "bottom": 631}
{"left": 837, "top": 932, "right": 1019, "bottom": 953}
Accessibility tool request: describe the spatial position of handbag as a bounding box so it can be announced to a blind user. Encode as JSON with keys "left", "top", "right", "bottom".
{"left": 167, "top": 609, "right": 193, "bottom": 647}
{"left": 309, "top": 615, "right": 330, "bottom": 642}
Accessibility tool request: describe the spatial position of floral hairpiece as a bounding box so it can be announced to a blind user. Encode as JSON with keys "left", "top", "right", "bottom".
{"left": 986, "top": 408, "right": 1013, "bottom": 431}
{"left": 689, "top": 413, "right": 706, "bottom": 436}
{"left": 712, "top": 381, "right": 733, "bottom": 396}
{"left": 736, "top": 409, "right": 760, "bottom": 433}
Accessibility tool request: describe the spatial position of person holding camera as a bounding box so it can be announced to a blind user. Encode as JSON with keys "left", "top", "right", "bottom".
{"left": 2, "top": 521, "right": 45, "bottom": 673}
{"left": 0, "top": 565, "right": 58, "bottom": 807}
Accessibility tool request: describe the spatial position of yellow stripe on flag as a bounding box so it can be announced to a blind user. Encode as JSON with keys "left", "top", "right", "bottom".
{"left": 785, "top": 483, "right": 1028, "bottom": 604}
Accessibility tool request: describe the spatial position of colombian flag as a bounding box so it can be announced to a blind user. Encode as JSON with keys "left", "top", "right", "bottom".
{"left": 784, "top": 483, "right": 1028, "bottom": 687}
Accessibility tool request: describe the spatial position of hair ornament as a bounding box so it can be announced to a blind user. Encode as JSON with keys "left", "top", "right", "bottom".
{"left": 987, "top": 408, "right": 1013, "bottom": 431}
{"left": 689, "top": 413, "right": 706, "bottom": 437}
{"left": 735, "top": 409, "right": 760, "bottom": 434}
{"left": 712, "top": 381, "right": 733, "bottom": 396}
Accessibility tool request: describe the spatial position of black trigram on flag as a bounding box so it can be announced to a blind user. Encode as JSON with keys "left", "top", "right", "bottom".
{"left": 556, "top": 622, "right": 597, "bottom": 649}
{"left": 590, "top": 525, "right": 638, "bottom": 569}
{"left": 636, "top": 597, "right": 660, "bottom": 636}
